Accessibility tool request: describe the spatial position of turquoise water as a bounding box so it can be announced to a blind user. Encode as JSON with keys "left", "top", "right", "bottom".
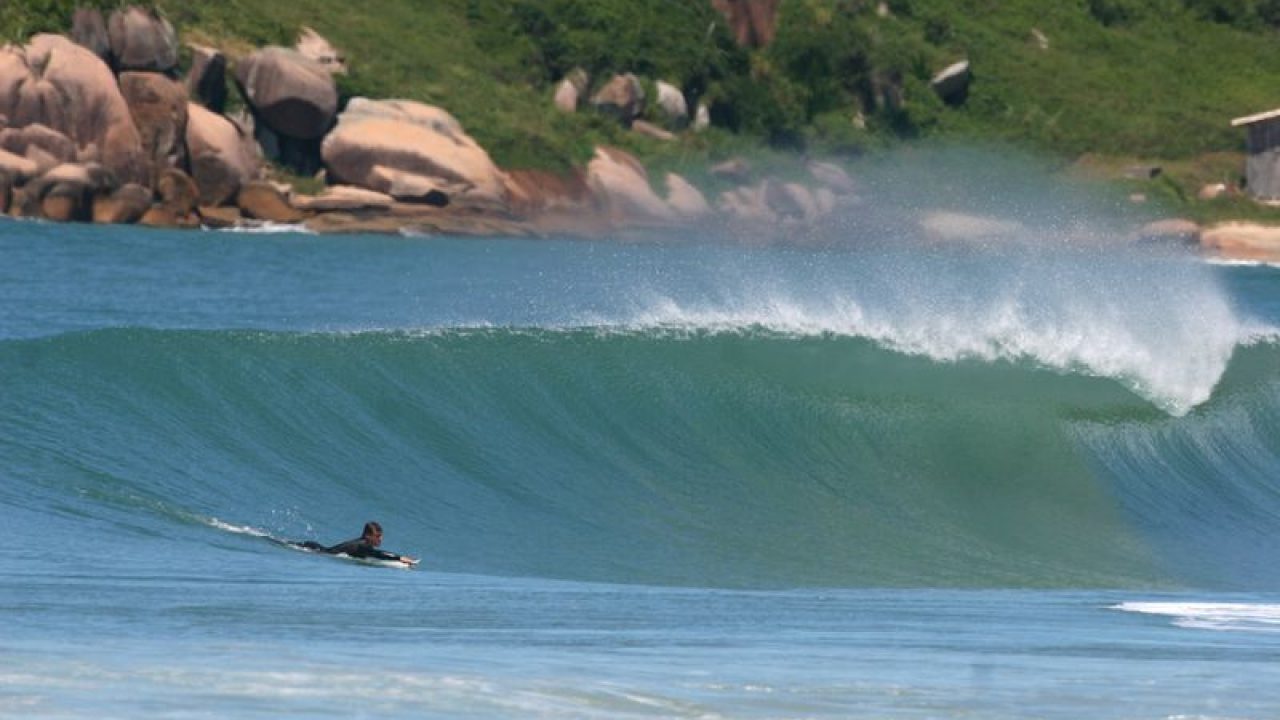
{"left": 3, "top": 215, "right": 1280, "bottom": 718}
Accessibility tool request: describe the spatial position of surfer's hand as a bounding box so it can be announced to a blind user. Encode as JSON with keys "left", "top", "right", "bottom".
{"left": 401, "top": 555, "right": 418, "bottom": 564}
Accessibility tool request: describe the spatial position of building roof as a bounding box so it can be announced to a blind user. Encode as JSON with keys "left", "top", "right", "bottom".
{"left": 1232, "top": 108, "right": 1280, "bottom": 127}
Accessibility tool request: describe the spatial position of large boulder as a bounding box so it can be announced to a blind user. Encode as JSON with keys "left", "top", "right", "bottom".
{"left": 295, "top": 27, "right": 346, "bottom": 76}
{"left": 586, "top": 146, "right": 674, "bottom": 224}
{"left": 186, "top": 44, "right": 228, "bottom": 113}
{"left": 107, "top": 6, "right": 178, "bottom": 73}
{"left": 185, "top": 103, "right": 261, "bottom": 207}
{"left": 119, "top": 72, "right": 189, "bottom": 182}
{"left": 711, "top": 0, "right": 781, "bottom": 48}
{"left": 234, "top": 47, "right": 338, "bottom": 140}
{"left": 590, "top": 73, "right": 645, "bottom": 126}
{"left": 321, "top": 98, "right": 510, "bottom": 209}
{"left": 71, "top": 8, "right": 111, "bottom": 61}
{"left": 0, "top": 34, "right": 147, "bottom": 185}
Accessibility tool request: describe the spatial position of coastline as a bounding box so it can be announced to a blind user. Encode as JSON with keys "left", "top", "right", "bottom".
{"left": 1, "top": 8, "right": 1279, "bottom": 265}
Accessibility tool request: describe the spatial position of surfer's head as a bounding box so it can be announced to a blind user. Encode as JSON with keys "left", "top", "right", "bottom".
{"left": 362, "top": 521, "right": 383, "bottom": 545}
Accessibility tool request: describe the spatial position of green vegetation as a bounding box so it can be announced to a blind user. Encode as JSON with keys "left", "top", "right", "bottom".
{"left": 6, "top": 0, "right": 1280, "bottom": 220}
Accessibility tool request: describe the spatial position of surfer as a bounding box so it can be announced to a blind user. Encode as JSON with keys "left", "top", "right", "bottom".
{"left": 294, "top": 521, "right": 418, "bottom": 564}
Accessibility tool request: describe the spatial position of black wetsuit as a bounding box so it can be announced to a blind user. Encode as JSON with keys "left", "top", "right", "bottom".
{"left": 295, "top": 537, "right": 402, "bottom": 561}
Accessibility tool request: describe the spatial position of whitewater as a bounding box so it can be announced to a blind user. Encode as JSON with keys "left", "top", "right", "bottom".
{"left": 4, "top": 153, "right": 1280, "bottom": 717}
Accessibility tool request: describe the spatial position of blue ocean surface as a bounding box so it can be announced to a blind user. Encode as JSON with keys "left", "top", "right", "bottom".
{"left": 3, "top": 203, "right": 1280, "bottom": 718}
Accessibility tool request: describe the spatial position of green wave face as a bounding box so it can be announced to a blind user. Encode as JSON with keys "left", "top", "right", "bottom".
{"left": 6, "top": 326, "right": 1279, "bottom": 590}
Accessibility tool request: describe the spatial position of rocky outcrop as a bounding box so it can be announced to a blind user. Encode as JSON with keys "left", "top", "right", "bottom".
{"left": 590, "top": 73, "right": 645, "bottom": 126}
{"left": 586, "top": 146, "right": 674, "bottom": 224}
{"left": 711, "top": 0, "right": 781, "bottom": 48}
{"left": 321, "top": 98, "right": 510, "bottom": 209}
{"left": 119, "top": 72, "right": 188, "bottom": 182}
{"left": 0, "top": 34, "right": 147, "bottom": 185}
{"left": 186, "top": 44, "right": 228, "bottom": 113}
{"left": 108, "top": 6, "right": 178, "bottom": 73}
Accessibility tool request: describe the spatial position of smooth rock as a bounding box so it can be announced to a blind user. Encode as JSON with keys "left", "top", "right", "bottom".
{"left": 235, "top": 47, "right": 338, "bottom": 140}
{"left": 321, "top": 98, "right": 509, "bottom": 209}
{"left": 108, "top": 6, "right": 178, "bottom": 73}
{"left": 156, "top": 168, "right": 199, "bottom": 216}
{"left": 0, "top": 34, "right": 147, "bottom": 185}
{"left": 186, "top": 103, "right": 261, "bottom": 206}
{"left": 586, "top": 146, "right": 674, "bottom": 224}
{"left": 197, "top": 205, "right": 243, "bottom": 228}
{"left": 93, "top": 183, "right": 152, "bottom": 224}
{"left": 0, "top": 147, "right": 39, "bottom": 183}
{"left": 292, "top": 185, "right": 394, "bottom": 211}
{"left": 1200, "top": 222, "right": 1280, "bottom": 262}
{"left": 237, "top": 180, "right": 304, "bottom": 223}
{"left": 664, "top": 172, "right": 710, "bottom": 218}
{"left": 119, "top": 71, "right": 189, "bottom": 181}
{"left": 553, "top": 68, "right": 589, "bottom": 113}
{"left": 0, "top": 124, "right": 76, "bottom": 166}
{"left": 655, "top": 81, "right": 688, "bottom": 124}
{"left": 71, "top": 9, "right": 111, "bottom": 60}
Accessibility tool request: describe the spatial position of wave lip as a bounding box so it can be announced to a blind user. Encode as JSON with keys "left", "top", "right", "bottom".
{"left": 626, "top": 285, "right": 1244, "bottom": 416}
{"left": 1114, "top": 602, "right": 1280, "bottom": 633}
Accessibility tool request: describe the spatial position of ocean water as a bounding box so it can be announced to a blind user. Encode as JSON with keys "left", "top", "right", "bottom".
{"left": 3, "top": 194, "right": 1280, "bottom": 718}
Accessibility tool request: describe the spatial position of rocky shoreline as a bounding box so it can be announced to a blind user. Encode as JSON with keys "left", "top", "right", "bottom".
{"left": 1, "top": 6, "right": 1278, "bottom": 264}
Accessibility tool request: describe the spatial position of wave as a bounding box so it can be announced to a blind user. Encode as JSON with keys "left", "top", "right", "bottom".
{"left": 2, "top": 325, "right": 1279, "bottom": 589}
